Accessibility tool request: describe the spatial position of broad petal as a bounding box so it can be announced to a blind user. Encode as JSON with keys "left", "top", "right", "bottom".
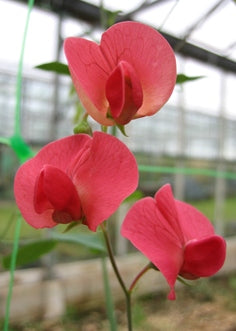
{"left": 14, "top": 135, "right": 90, "bottom": 228}
{"left": 180, "top": 235, "right": 226, "bottom": 278}
{"left": 64, "top": 38, "right": 109, "bottom": 115}
{"left": 71, "top": 81, "right": 114, "bottom": 126}
{"left": 101, "top": 21, "right": 176, "bottom": 118}
{"left": 74, "top": 132, "right": 139, "bottom": 231}
{"left": 175, "top": 200, "right": 215, "bottom": 242}
{"left": 121, "top": 196, "right": 184, "bottom": 300}
{"left": 154, "top": 184, "right": 185, "bottom": 244}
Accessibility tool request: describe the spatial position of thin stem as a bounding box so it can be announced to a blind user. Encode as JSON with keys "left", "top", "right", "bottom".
{"left": 100, "top": 223, "right": 133, "bottom": 331}
{"left": 128, "top": 262, "right": 153, "bottom": 293}
{"left": 100, "top": 224, "right": 127, "bottom": 295}
{"left": 14, "top": 0, "right": 35, "bottom": 136}
{"left": 111, "top": 125, "right": 117, "bottom": 137}
{"left": 101, "top": 257, "right": 117, "bottom": 331}
{"left": 3, "top": 216, "right": 22, "bottom": 331}
{"left": 101, "top": 125, "right": 108, "bottom": 133}
{"left": 4, "top": 1, "right": 34, "bottom": 330}
{"left": 83, "top": 113, "right": 89, "bottom": 120}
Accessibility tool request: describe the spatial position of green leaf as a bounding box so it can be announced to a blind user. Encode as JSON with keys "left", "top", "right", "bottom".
{"left": 2, "top": 239, "right": 57, "bottom": 269}
{"left": 35, "top": 62, "right": 70, "bottom": 75}
{"left": 51, "top": 232, "right": 106, "bottom": 252}
{"left": 10, "top": 134, "right": 34, "bottom": 163}
{"left": 176, "top": 74, "right": 205, "bottom": 85}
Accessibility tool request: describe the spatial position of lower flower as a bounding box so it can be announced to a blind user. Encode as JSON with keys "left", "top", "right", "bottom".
{"left": 121, "top": 184, "right": 226, "bottom": 299}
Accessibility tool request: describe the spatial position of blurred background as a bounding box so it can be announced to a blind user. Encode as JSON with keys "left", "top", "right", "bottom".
{"left": 0, "top": 0, "right": 236, "bottom": 329}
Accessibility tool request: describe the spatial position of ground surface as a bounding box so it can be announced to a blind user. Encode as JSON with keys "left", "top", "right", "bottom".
{"left": 7, "top": 275, "right": 236, "bottom": 331}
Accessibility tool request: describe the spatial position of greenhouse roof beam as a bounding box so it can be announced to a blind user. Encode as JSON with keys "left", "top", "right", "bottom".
{"left": 15, "top": 0, "right": 236, "bottom": 73}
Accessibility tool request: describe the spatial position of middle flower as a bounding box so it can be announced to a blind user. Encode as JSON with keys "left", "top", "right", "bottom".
{"left": 14, "top": 132, "right": 139, "bottom": 232}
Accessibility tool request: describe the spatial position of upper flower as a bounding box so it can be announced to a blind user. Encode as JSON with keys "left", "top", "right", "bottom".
{"left": 14, "top": 132, "right": 138, "bottom": 231}
{"left": 64, "top": 21, "right": 176, "bottom": 126}
{"left": 121, "top": 184, "right": 226, "bottom": 300}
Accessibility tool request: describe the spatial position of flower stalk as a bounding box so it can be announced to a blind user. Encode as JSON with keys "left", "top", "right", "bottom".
{"left": 101, "top": 223, "right": 133, "bottom": 331}
{"left": 128, "top": 262, "right": 153, "bottom": 293}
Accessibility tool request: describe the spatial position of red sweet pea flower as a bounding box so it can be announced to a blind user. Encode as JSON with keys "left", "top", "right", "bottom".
{"left": 64, "top": 21, "right": 176, "bottom": 126}
{"left": 121, "top": 184, "right": 226, "bottom": 300}
{"left": 14, "top": 132, "right": 138, "bottom": 231}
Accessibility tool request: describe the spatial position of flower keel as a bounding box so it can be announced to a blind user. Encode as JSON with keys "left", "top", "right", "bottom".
{"left": 34, "top": 165, "right": 82, "bottom": 224}
{"left": 106, "top": 61, "right": 143, "bottom": 125}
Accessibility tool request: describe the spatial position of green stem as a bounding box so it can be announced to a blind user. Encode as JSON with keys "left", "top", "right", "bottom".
{"left": 4, "top": 1, "right": 35, "bottom": 330}
{"left": 138, "top": 164, "right": 236, "bottom": 180}
{"left": 83, "top": 113, "right": 89, "bottom": 120}
{"left": 100, "top": 224, "right": 133, "bottom": 331}
{"left": 101, "top": 257, "right": 117, "bottom": 331}
{"left": 3, "top": 217, "right": 22, "bottom": 331}
{"left": 14, "top": 0, "right": 35, "bottom": 136}
{"left": 128, "top": 263, "right": 153, "bottom": 293}
{"left": 111, "top": 125, "right": 117, "bottom": 136}
{"left": 101, "top": 125, "right": 108, "bottom": 133}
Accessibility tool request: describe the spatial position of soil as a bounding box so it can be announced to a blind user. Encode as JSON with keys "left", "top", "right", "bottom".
{"left": 8, "top": 275, "right": 236, "bottom": 331}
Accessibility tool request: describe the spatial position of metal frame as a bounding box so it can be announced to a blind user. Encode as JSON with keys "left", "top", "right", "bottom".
{"left": 14, "top": 0, "right": 236, "bottom": 73}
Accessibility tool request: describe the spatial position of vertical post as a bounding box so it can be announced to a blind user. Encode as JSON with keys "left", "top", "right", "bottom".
{"left": 174, "top": 62, "right": 185, "bottom": 200}
{"left": 214, "top": 71, "right": 227, "bottom": 235}
{"left": 115, "top": 203, "right": 129, "bottom": 256}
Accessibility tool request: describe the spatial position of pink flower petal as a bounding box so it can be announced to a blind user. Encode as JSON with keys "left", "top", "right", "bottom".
{"left": 14, "top": 135, "right": 90, "bottom": 228}
{"left": 175, "top": 200, "right": 215, "bottom": 242}
{"left": 154, "top": 185, "right": 185, "bottom": 244}
{"left": 64, "top": 21, "right": 176, "bottom": 125}
{"left": 74, "top": 132, "right": 139, "bottom": 231}
{"left": 121, "top": 195, "right": 184, "bottom": 300}
{"left": 101, "top": 22, "right": 176, "bottom": 118}
{"left": 72, "top": 82, "right": 114, "bottom": 126}
{"left": 180, "top": 235, "right": 226, "bottom": 278}
{"left": 64, "top": 37, "right": 109, "bottom": 116}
